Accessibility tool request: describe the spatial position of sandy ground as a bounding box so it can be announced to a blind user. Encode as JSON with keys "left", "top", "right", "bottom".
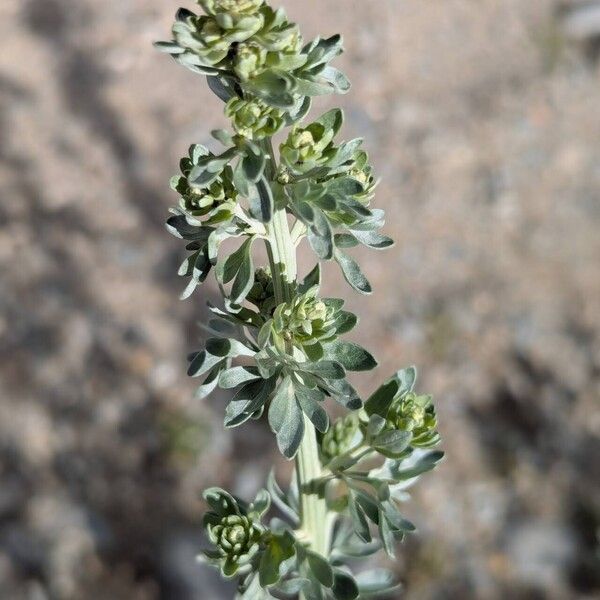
{"left": 0, "top": 0, "right": 599, "bottom": 598}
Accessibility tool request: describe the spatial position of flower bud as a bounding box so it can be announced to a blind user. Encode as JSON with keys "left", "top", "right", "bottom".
{"left": 280, "top": 122, "right": 336, "bottom": 173}
{"left": 225, "top": 96, "right": 285, "bottom": 139}
{"left": 171, "top": 145, "right": 237, "bottom": 219}
{"left": 199, "top": 0, "right": 264, "bottom": 16}
{"left": 322, "top": 414, "right": 360, "bottom": 460}
{"left": 273, "top": 287, "right": 339, "bottom": 351}
{"left": 387, "top": 392, "right": 440, "bottom": 448}
{"left": 203, "top": 489, "right": 264, "bottom": 578}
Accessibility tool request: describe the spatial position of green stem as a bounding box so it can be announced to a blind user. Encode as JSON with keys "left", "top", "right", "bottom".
{"left": 262, "top": 138, "right": 330, "bottom": 561}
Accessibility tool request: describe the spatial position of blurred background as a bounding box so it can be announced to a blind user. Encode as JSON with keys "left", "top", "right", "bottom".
{"left": 1, "top": 0, "right": 599, "bottom": 598}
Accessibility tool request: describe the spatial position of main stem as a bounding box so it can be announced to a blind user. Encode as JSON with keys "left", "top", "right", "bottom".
{"left": 262, "top": 140, "right": 330, "bottom": 560}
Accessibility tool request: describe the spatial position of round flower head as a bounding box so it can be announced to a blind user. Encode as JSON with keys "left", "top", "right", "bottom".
{"left": 280, "top": 121, "right": 337, "bottom": 173}
{"left": 225, "top": 96, "right": 285, "bottom": 139}
{"left": 202, "top": 488, "right": 264, "bottom": 578}
{"left": 387, "top": 392, "right": 440, "bottom": 448}
{"left": 199, "top": 0, "right": 264, "bottom": 16}
{"left": 272, "top": 287, "right": 341, "bottom": 354}
{"left": 234, "top": 43, "right": 268, "bottom": 80}
{"left": 171, "top": 144, "right": 237, "bottom": 221}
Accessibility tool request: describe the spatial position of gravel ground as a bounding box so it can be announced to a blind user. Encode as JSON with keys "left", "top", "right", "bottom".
{"left": 1, "top": 0, "right": 599, "bottom": 598}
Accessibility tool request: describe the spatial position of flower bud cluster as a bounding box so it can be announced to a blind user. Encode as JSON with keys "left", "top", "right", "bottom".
{"left": 247, "top": 268, "right": 276, "bottom": 314}
{"left": 321, "top": 413, "right": 360, "bottom": 460}
{"left": 171, "top": 144, "right": 237, "bottom": 221}
{"left": 387, "top": 392, "right": 440, "bottom": 448}
{"left": 272, "top": 287, "right": 340, "bottom": 353}
{"left": 203, "top": 489, "right": 264, "bottom": 578}
{"left": 225, "top": 97, "right": 285, "bottom": 140}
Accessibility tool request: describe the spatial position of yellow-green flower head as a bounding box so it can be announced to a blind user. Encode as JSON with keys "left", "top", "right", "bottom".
{"left": 199, "top": 0, "right": 264, "bottom": 16}
{"left": 203, "top": 489, "right": 264, "bottom": 578}
{"left": 171, "top": 145, "right": 237, "bottom": 220}
{"left": 280, "top": 122, "right": 336, "bottom": 172}
{"left": 349, "top": 150, "right": 378, "bottom": 204}
{"left": 387, "top": 392, "right": 440, "bottom": 448}
{"left": 225, "top": 96, "right": 285, "bottom": 140}
{"left": 247, "top": 267, "right": 276, "bottom": 314}
{"left": 273, "top": 287, "right": 340, "bottom": 351}
{"left": 322, "top": 414, "right": 360, "bottom": 460}
{"left": 172, "top": 15, "right": 230, "bottom": 66}
{"left": 233, "top": 43, "right": 268, "bottom": 80}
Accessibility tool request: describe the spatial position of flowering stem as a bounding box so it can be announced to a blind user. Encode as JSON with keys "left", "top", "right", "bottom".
{"left": 262, "top": 138, "right": 330, "bottom": 560}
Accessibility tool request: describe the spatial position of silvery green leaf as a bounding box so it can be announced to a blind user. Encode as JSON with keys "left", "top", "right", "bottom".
{"left": 267, "top": 470, "right": 300, "bottom": 524}
{"left": 389, "top": 450, "right": 445, "bottom": 481}
{"left": 366, "top": 414, "right": 387, "bottom": 439}
{"left": 259, "top": 531, "right": 296, "bottom": 587}
{"left": 299, "top": 264, "right": 321, "bottom": 294}
{"left": 269, "top": 377, "right": 305, "bottom": 458}
{"left": 205, "top": 337, "right": 255, "bottom": 358}
{"left": 332, "top": 311, "right": 358, "bottom": 335}
{"left": 247, "top": 177, "right": 274, "bottom": 223}
{"left": 356, "top": 569, "right": 401, "bottom": 598}
{"left": 187, "top": 350, "right": 223, "bottom": 378}
{"left": 153, "top": 40, "right": 185, "bottom": 54}
{"left": 303, "top": 360, "right": 345, "bottom": 380}
{"left": 378, "top": 510, "right": 395, "bottom": 559}
{"left": 321, "top": 66, "right": 351, "bottom": 94}
{"left": 195, "top": 362, "right": 225, "bottom": 399}
{"left": 323, "top": 340, "right": 377, "bottom": 372}
{"left": 211, "top": 128, "right": 234, "bottom": 146}
{"left": 396, "top": 366, "right": 417, "bottom": 398}
{"left": 277, "top": 578, "right": 311, "bottom": 596}
{"left": 326, "top": 378, "right": 362, "bottom": 410}
{"left": 372, "top": 430, "right": 412, "bottom": 458}
{"left": 241, "top": 147, "right": 266, "bottom": 183}
{"left": 350, "top": 230, "right": 394, "bottom": 250}
{"left": 364, "top": 378, "right": 399, "bottom": 418}
{"left": 295, "top": 387, "right": 329, "bottom": 434}
{"left": 332, "top": 569, "right": 360, "bottom": 600}
{"left": 305, "top": 549, "right": 334, "bottom": 588}
{"left": 308, "top": 208, "right": 334, "bottom": 260}
{"left": 334, "top": 249, "right": 372, "bottom": 294}
{"left": 206, "top": 75, "right": 235, "bottom": 102}
{"left": 218, "top": 366, "right": 261, "bottom": 389}
{"left": 348, "top": 493, "right": 371, "bottom": 543}
{"left": 315, "top": 108, "right": 344, "bottom": 135}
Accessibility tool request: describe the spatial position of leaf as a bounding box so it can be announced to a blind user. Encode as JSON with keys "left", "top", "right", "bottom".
{"left": 334, "top": 249, "right": 372, "bottom": 294}
{"left": 187, "top": 350, "right": 222, "bottom": 378}
{"left": 323, "top": 340, "right": 377, "bottom": 372}
{"left": 356, "top": 569, "right": 401, "bottom": 598}
{"left": 392, "top": 450, "right": 444, "bottom": 481}
{"left": 372, "top": 430, "right": 413, "bottom": 458}
{"left": 218, "top": 366, "right": 261, "bottom": 389}
{"left": 348, "top": 493, "right": 371, "bottom": 543}
{"left": 305, "top": 549, "right": 334, "bottom": 588}
{"left": 269, "top": 378, "right": 305, "bottom": 459}
{"left": 364, "top": 378, "right": 399, "bottom": 418}
{"left": 221, "top": 238, "right": 252, "bottom": 284}
{"left": 315, "top": 108, "right": 344, "bottom": 135}
{"left": 247, "top": 177, "right": 274, "bottom": 223}
{"left": 333, "top": 311, "right": 358, "bottom": 335}
{"left": 350, "top": 230, "right": 394, "bottom": 250}
{"left": 205, "top": 337, "right": 254, "bottom": 358}
{"left": 303, "top": 360, "right": 345, "bottom": 380}
{"left": 295, "top": 386, "right": 329, "bottom": 434}
{"left": 250, "top": 489, "right": 271, "bottom": 519}
{"left": 241, "top": 147, "right": 266, "bottom": 183}
{"left": 218, "top": 238, "right": 255, "bottom": 305}
{"left": 267, "top": 470, "right": 300, "bottom": 524}
{"left": 259, "top": 532, "right": 296, "bottom": 587}
{"left": 378, "top": 510, "right": 395, "bottom": 558}
{"left": 396, "top": 366, "right": 417, "bottom": 398}
{"left": 332, "top": 570, "right": 360, "bottom": 600}
{"left": 299, "top": 263, "right": 321, "bottom": 294}
{"left": 308, "top": 208, "right": 334, "bottom": 260}
{"left": 326, "top": 378, "right": 363, "bottom": 410}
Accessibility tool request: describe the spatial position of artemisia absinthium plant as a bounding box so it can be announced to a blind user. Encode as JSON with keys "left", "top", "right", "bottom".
{"left": 156, "top": 1, "right": 443, "bottom": 597}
